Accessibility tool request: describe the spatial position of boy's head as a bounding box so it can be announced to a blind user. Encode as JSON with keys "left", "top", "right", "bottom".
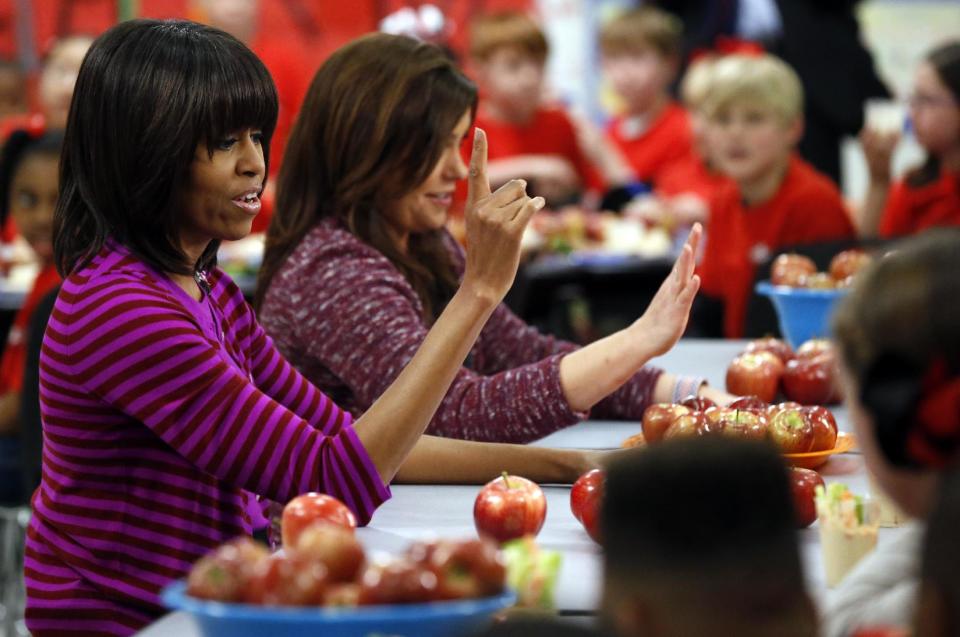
{"left": 601, "top": 437, "right": 816, "bottom": 637}
{"left": 702, "top": 54, "right": 804, "bottom": 185}
{"left": 833, "top": 229, "right": 960, "bottom": 520}
{"left": 916, "top": 468, "right": 960, "bottom": 637}
{"left": 39, "top": 35, "right": 94, "bottom": 129}
{"left": 469, "top": 12, "right": 547, "bottom": 120}
{"left": 0, "top": 59, "right": 27, "bottom": 119}
{"left": 599, "top": 7, "right": 682, "bottom": 115}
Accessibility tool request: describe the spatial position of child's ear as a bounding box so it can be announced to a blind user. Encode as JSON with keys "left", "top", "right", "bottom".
{"left": 787, "top": 115, "right": 805, "bottom": 146}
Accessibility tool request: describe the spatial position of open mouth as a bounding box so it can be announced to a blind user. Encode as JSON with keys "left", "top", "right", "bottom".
{"left": 232, "top": 191, "right": 261, "bottom": 214}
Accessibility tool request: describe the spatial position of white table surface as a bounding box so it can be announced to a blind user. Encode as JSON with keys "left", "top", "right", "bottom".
{"left": 137, "top": 340, "right": 901, "bottom": 635}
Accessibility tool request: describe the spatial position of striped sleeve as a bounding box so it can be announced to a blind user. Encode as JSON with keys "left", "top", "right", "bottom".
{"left": 48, "top": 275, "right": 389, "bottom": 524}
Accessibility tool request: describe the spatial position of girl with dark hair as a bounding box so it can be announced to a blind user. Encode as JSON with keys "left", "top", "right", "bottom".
{"left": 0, "top": 127, "right": 62, "bottom": 496}
{"left": 257, "top": 33, "right": 724, "bottom": 452}
{"left": 24, "top": 19, "right": 551, "bottom": 635}
{"left": 859, "top": 41, "right": 960, "bottom": 239}
{"left": 823, "top": 228, "right": 960, "bottom": 636}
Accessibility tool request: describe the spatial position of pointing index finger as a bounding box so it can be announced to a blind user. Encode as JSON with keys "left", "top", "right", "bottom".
{"left": 467, "top": 127, "right": 491, "bottom": 205}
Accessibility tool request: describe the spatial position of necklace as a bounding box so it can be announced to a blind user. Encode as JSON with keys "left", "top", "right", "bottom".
{"left": 194, "top": 269, "right": 210, "bottom": 295}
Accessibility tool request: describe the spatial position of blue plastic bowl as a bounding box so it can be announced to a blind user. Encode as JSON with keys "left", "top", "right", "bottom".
{"left": 161, "top": 581, "right": 516, "bottom": 637}
{"left": 756, "top": 281, "right": 848, "bottom": 349}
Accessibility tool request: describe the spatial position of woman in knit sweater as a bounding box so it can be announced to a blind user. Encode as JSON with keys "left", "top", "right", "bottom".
{"left": 24, "top": 19, "right": 554, "bottom": 635}
{"left": 257, "top": 33, "right": 728, "bottom": 458}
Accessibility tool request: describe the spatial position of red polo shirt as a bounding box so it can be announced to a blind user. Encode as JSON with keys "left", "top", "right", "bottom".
{"left": 879, "top": 169, "right": 960, "bottom": 238}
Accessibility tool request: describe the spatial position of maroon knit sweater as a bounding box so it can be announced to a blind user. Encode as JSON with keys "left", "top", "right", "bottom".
{"left": 259, "top": 218, "right": 693, "bottom": 443}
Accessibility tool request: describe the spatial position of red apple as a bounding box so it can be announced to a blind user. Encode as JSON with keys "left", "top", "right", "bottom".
{"left": 642, "top": 403, "right": 692, "bottom": 443}
{"left": 570, "top": 469, "right": 604, "bottom": 543}
{"left": 282, "top": 493, "right": 357, "bottom": 549}
{"left": 323, "top": 583, "right": 361, "bottom": 607}
{"left": 783, "top": 354, "right": 837, "bottom": 405}
{"left": 243, "top": 552, "right": 329, "bottom": 606}
{"left": 474, "top": 473, "right": 547, "bottom": 543}
{"left": 679, "top": 395, "right": 716, "bottom": 411}
{"left": 744, "top": 337, "right": 795, "bottom": 363}
{"left": 727, "top": 395, "right": 768, "bottom": 412}
{"left": 726, "top": 351, "right": 785, "bottom": 404}
{"left": 829, "top": 249, "right": 872, "bottom": 282}
{"left": 291, "top": 522, "right": 366, "bottom": 583}
{"left": 788, "top": 467, "right": 825, "bottom": 528}
{"left": 804, "top": 406, "right": 838, "bottom": 452}
{"left": 771, "top": 253, "right": 816, "bottom": 286}
{"left": 664, "top": 411, "right": 707, "bottom": 439}
{"left": 186, "top": 537, "right": 269, "bottom": 602}
{"left": 768, "top": 404, "right": 815, "bottom": 453}
{"left": 408, "top": 539, "right": 506, "bottom": 600}
{"left": 717, "top": 408, "right": 769, "bottom": 440}
{"left": 358, "top": 559, "right": 439, "bottom": 605}
{"left": 570, "top": 469, "right": 604, "bottom": 523}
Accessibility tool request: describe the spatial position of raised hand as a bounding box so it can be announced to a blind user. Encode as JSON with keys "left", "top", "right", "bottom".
{"left": 860, "top": 127, "right": 899, "bottom": 183}
{"left": 462, "top": 128, "right": 545, "bottom": 303}
{"left": 631, "top": 223, "right": 703, "bottom": 357}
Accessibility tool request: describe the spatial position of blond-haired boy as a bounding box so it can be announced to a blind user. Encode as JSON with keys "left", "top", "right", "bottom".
{"left": 696, "top": 53, "right": 854, "bottom": 338}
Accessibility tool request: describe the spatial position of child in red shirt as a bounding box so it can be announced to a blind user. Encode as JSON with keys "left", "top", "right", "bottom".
{"left": 696, "top": 54, "right": 854, "bottom": 338}
{"left": 465, "top": 12, "right": 629, "bottom": 207}
{"left": 600, "top": 7, "right": 693, "bottom": 189}
{"left": 0, "top": 128, "right": 62, "bottom": 435}
{"left": 859, "top": 41, "right": 960, "bottom": 239}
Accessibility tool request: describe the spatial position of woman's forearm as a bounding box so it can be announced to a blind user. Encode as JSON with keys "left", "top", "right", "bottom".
{"left": 394, "top": 434, "right": 599, "bottom": 484}
{"left": 558, "top": 327, "right": 657, "bottom": 412}
{"left": 354, "top": 283, "right": 498, "bottom": 484}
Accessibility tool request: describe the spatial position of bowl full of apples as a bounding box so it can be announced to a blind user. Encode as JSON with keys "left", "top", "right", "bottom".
{"left": 163, "top": 494, "right": 515, "bottom": 637}
{"left": 757, "top": 250, "right": 872, "bottom": 349}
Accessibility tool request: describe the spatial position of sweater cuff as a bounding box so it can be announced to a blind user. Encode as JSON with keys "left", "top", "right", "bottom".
{"left": 672, "top": 375, "right": 708, "bottom": 403}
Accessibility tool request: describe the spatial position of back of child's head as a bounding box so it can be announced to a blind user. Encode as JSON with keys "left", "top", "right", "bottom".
{"left": 599, "top": 6, "right": 682, "bottom": 60}
{"left": 468, "top": 12, "right": 547, "bottom": 64}
{"left": 0, "top": 127, "right": 64, "bottom": 226}
{"left": 917, "top": 467, "right": 960, "bottom": 636}
{"left": 833, "top": 229, "right": 960, "bottom": 471}
{"left": 601, "top": 436, "right": 815, "bottom": 637}
{"left": 701, "top": 53, "right": 803, "bottom": 126}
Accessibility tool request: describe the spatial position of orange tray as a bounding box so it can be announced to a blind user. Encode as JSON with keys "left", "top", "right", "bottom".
{"left": 783, "top": 433, "right": 857, "bottom": 469}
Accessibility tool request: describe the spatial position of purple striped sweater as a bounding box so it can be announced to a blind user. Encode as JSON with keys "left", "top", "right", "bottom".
{"left": 23, "top": 241, "right": 389, "bottom": 635}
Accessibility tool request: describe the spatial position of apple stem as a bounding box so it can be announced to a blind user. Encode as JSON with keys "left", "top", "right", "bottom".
{"left": 501, "top": 471, "right": 512, "bottom": 489}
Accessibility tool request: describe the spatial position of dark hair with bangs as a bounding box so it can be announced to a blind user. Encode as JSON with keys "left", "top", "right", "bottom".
{"left": 256, "top": 33, "right": 477, "bottom": 320}
{"left": 53, "top": 19, "right": 278, "bottom": 278}
{"left": 0, "top": 128, "right": 64, "bottom": 226}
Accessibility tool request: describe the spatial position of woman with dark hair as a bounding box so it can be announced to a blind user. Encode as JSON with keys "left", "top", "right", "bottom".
{"left": 858, "top": 41, "right": 960, "bottom": 238}
{"left": 23, "top": 19, "right": 548, "bottom": 635}
{"left": 0, "top": 127, "right": 62, "bottom": 503}
{"left": 257, "top": 33, "right": 722, "bottom": 452}
{"left": 823, "top": 228, "right": 960, "bottom": 636}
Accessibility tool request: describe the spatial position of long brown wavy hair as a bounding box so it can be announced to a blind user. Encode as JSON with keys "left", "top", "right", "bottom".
{"left": 255, "top": 34, "right": 477, "bottom": 321}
